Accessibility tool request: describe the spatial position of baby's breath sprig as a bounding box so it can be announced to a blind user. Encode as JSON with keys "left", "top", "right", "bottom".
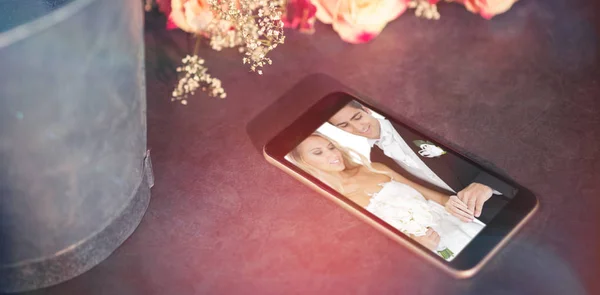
{"left": 171, "top": 55, "right": 226, "bottom": 105}
{"left": 408, "top": 0, "right": 441, "bottom": 20}
{"left": 207, "top": 0, "right": 285, "bottom": 75}
{"left": 170, "top": 0, "right": 285, "bottom": 104}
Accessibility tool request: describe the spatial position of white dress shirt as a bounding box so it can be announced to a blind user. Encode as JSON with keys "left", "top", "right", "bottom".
{"left": 368, "top": 118, "right": 457, "bottom": 193}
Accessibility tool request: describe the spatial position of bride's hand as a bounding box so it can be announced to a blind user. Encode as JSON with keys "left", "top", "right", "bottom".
{"left": 445, "top": 195, "right": 474, "bottom": 222}
{"left": 412, "top": 228, "right": 440, "bottom": 251}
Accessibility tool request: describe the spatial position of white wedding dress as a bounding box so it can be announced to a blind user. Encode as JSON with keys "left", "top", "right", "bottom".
{"left": 365, "top": 180, "right": 485, "bottom": 261}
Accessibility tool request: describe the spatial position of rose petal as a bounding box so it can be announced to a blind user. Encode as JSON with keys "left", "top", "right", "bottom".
{"left": 333, "top": 19, "right": 386, "bottom": 44}
{"left": 460, "top": 0, "right": 518, "bottom": 19}
{"left": 310, "top": 0, "right": 334, "bottom": 24}
{"left": 357, "top": 32, "right": 376, "bottom": 43}
{"left": 313, "top": 0, "right": 406, "bottom": 44}
{"left": 166, "top": 15, "right": 179, "bottom": 30}
{"left": 157, "top": 0, "right": 172, "bottom": 15}
{"left": 480, "top": 11, "right": 494, "bottom": 19}
{"left": 284, "top": 0, "right": 318, "bottom": 33}
{"left": 283, "top": 18, "right": 301, "bottom": 29}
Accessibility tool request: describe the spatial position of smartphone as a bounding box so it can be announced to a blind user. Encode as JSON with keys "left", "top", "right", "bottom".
{"left": 263, "top": 91, "right": 539, "bottom": 278}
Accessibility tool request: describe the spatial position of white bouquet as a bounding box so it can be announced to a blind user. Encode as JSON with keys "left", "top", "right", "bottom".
{"left": 366, "top": 191, "right": 455, "bottom": 260}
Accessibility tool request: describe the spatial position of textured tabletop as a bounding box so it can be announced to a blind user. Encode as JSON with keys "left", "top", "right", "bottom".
{"left": 20, "top": 0, "right": 600, "bottom": 294}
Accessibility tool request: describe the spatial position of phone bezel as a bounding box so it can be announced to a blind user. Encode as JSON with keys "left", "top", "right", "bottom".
{"left": 263, "top": 91, "right": 539, "bottom": 276}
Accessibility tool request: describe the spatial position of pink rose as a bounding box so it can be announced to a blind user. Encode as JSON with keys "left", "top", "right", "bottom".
{"left": 156, "top": 0, "right": 172, "bottom": 15}
{"left": 310, "top": 0, "right": 407, "bottom": 44}
{"left": 283, "top": 0, "right": 318, "bottom": 34}
{"left": 459, "top": 0, "right": 519, "bottom": 19}
{"left": 169, "top": 0, "right": 215, "bottom": 33}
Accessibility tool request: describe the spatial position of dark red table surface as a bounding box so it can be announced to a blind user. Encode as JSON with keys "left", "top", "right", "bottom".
{"left": 20, "top": 0, "right": 600, "bottom": 294}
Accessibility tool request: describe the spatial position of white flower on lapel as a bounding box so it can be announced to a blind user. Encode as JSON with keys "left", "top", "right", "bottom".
{"left": 418, "top": 143, "right": 446, "bottom": 158}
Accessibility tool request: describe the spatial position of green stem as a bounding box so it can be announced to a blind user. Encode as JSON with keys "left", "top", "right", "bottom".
{"left": 193, "top": 35, "right": 202, "bottom": 55}
{"left": 437, "top": 248, "right": 454, "bottom": 260}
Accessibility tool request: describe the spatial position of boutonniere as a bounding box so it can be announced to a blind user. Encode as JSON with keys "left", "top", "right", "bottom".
{"left": 413, "top": 140, "right": 447, "bottom": 158}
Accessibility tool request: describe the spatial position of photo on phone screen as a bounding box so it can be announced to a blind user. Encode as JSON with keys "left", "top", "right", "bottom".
{"left": 283, "top": 99, "right": 519, "bottom": 261}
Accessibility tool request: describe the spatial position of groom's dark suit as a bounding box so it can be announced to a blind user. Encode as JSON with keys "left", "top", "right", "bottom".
{"left": 369, "top": 121, "right": 517, "bottom": 224}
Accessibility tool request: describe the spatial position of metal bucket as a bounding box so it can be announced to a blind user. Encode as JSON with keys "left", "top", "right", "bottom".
{"left": 0, "top": 0, "right": 152, "bottom": 292}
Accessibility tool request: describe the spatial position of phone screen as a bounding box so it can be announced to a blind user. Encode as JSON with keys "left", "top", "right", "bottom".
{"left": 283, "top": 98, "right": 518, "bottom": 261}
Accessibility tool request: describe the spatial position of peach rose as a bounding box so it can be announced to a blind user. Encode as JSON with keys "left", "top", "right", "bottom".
{"left": 460, "top": 0, "right": 519, "bottom": 19}
{"left": 310, "top": 0, "right": 407, "bottom": 44}
{"left": 169, "top": 0, "right": 215, "bottom": 33}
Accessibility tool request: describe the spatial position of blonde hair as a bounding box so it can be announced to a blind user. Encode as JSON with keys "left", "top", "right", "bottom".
{"left": 288, "top": 132, "right": 391, "bottom": 193}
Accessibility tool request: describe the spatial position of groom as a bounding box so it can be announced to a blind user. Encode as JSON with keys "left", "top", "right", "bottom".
{"left": 328, "top": 100, "right": 517, "bottom": 224}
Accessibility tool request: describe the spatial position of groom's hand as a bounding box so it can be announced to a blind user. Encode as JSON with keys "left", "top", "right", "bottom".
{"left": 458, "top": 183, "right": 493, "bottom": 218}
{"left": 445, "top": 195, "right": 474, "bottom": 222}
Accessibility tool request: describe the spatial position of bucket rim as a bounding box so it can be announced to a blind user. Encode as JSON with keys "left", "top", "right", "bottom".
{"left": 0, "top": 0, "right": 95, "bottom": 49}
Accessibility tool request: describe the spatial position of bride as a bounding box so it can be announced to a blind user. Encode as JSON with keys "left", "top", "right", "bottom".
{"left": 288, "top": 132, "right": 485, "bottom": 260}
